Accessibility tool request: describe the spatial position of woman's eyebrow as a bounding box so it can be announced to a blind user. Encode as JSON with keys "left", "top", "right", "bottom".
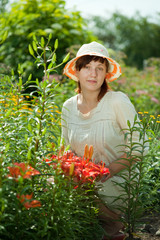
{"left": 97, "top": 63, "right": 105, "bottom": 66}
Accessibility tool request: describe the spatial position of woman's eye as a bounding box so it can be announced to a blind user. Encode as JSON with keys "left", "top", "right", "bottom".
{"left": 85, "top": 66, "right": 90, "bottom": 69}
{"left": 98, "top": 67, "right": 103, "bottom": 71}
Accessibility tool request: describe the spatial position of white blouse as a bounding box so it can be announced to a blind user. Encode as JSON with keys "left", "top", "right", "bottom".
{"left": 61, "top": 91, "right": 147, "bottom": 166}
{"left": 61, "top": 91, "right": 149, "bottom": 211}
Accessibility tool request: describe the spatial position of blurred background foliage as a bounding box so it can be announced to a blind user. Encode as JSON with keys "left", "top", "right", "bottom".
{"left": 0, "top": 0, "right": 160, "bottom": 114}
{"left": 88, "top": 13, "right": 160, "bottom": 68}
{"left": 0, "top": 0, "right": 96, "bottom": 81}
{"left": 1, "top": 0, "right": 160, "bottom": 73}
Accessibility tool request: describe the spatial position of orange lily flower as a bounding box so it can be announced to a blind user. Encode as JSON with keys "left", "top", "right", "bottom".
{"left": 17, "top": 193, "right": 41, "bottom": 209}
{"left": 44, "top": 149, "right": 110, "bottom": 184}
{"left": 8, "top": 162, "right": 40, "bottom": 180}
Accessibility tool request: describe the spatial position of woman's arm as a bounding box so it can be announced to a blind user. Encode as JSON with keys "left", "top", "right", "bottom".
{"left": 101, "top": 92, "right": 148, "bottom": 183}
{"left": 101, "top": 153, "right": 137, "bottom": 182}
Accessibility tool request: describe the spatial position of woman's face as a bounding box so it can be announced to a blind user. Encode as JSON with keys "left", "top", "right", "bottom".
{"left": 76, "top": 60, "right": 107, "bottom": 93}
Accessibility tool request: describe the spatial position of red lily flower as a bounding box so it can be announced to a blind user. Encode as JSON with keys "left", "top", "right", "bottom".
{"left": 8, "top": 162, "right": 40, "bottom": 180}
{"left": 23, "top": 200, "right": 41, "bottom": 209}
{"left": 44, "top": 150, "right": 110, "bottom": 184}
{"left": 17, "top": 193, "right": 41, "bottom": 209}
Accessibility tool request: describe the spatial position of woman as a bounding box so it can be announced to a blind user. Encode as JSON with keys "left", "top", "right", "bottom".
{"left": 61, "top": 42, "right": 148, "bottom": 240}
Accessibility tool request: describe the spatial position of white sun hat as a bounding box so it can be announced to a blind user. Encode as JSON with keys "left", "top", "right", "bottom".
{"left": 63, "top": 41, "right": 121, "bottom": 82}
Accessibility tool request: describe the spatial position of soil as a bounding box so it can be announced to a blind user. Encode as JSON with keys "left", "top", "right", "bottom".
{"left": 132, "top": 211, "right": 160, "bottom": 240}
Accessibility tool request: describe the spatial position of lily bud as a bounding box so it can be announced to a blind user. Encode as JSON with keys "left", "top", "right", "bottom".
{"left": 89, "top": 145, "right": 93, "bottom": 159}
{"left": 84, "top": 144, "right": 89, "bottom": 159}
{"left": 69, "top": 162, "right": 75, "bottom": 176}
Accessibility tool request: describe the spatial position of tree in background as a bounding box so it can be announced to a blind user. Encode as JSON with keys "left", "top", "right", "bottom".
{"left": 89, "top": 12, "right": 160, "bottom": 68}
{"left": 1, "top": 1, "right": 160, "bottom": 77}
{"left": 0, "top": 0, "right": 95, "bottom": 81}
{"left": 0, "top": 0, "right": 9, "bottom": 13}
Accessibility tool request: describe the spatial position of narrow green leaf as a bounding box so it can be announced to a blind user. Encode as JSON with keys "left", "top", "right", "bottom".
{"left": 127, "top": 120, "right": 131, "bottom": 127}
{"left": 27, "top": 149, "right": 31, "bottom": 160}
{"left": 52, "top": 53, "right": 56, "bottom": 63}
{"left": 48, "top": 62, "right": 53, "bottom": 70}
{"left": 5, "top": 109, "right": 12, "bottom": 117}
{"left": 54, "top": 39, "right": 58, "bottom": 50}
{"left": 41, "top": 37, "right": 45, "bottom": 47}
{"left": 5, "top": 143, "right": 10, "bottom": 152}
{"left": 32, "top": 41, "right": 37, "bottom": 52}
{"left": 42, "top": 127, "right": 47, "bottom": 136}
{"left": 18, "top": 64, "right": 23, "bottom": 74}
{"left": 28, "top": 124, "right": 32, "bottom": 132}
{"left": 62, "top": 53, "right": 70, "bottom": 63}
{"left": 134, "top": 114, "right": 137, "bottom": 121}
{"left": 27, "top": 137, "right": 32, "bottom": 146}
{"left": 28, "top": 74, "right": 32, "bottom": 81}
{"left": 33, "top": 34, "right": 37, "bottom": 42}
{"left": 48, "top": 33, "right": 52, "bottom": 41}
{"left": 19, "top": 77, "right": 22, "bottom": 87}
{"left": 36, "top": 78, "right": 39, "bottom": 86}
{"left": 29, "top": 44, "right": 34, "bottom": 56}
{"left": 11, "top": 69, "right": 14, "bottom": 76}
{"left": 0, "top": 31, "right": 8, "bottom": 44}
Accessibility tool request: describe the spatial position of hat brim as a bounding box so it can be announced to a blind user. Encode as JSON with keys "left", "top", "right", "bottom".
{"left": 63, "top": 53, "right": 121, "bottom": 82}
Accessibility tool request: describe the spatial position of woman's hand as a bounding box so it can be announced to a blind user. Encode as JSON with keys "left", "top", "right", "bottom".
{"left": 100, "top": 153, "right": 138, "bottom": 183}
{"left": 101, "top": 173, "right": 112, "bottom": 183}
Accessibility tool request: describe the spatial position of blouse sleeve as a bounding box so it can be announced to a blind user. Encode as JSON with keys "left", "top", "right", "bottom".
{"left": 112, "top": 92, "right": 149, "bottom": 157}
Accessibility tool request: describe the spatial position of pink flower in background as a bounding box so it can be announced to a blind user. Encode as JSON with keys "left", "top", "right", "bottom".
{"left": 154, "top": 82, "right": 160, "bottom": 86}
{"left": 136, "top": 90, "right": 148, "bottom": 95}
{"left": 117, "top": 78, "right": 126, "bottom": 84}
{"left": 136, "top": 90, "right": 159, "bottom": 104}
{"left": 151, "top": 97, "right": 159, "bottom": 104}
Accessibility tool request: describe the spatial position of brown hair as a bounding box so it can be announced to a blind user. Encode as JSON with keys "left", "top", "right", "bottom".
{"left": 75, "top": 55, "right": 110, "bottom": 101}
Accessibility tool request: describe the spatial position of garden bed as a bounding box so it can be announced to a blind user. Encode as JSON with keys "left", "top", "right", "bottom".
{"left": 135, "top": 211, "right": 160, "bottom": 240}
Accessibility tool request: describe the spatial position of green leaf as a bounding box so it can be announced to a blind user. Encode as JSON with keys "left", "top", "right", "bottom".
{"left": 134, "top": 114, "right": 137, "bottom": 121}
{"left": 27, "top": 149, "right": 31, "bottom": 160}
{"left": 36, "top": 78, "right": 39, "bottom": 86}
{"left": 28, "top": 123, "right": 32, "bottom": 132}
{"left": 63, "top": 53, "right": 70, "bottom": 63}
{"left": 127, "top": 120, "right": 131, "bottom": 127}
{"left": 52, "top": 53, "right": 56, "bottom": 63}
{"left": 19, "top": 77, "right": 22, "bottom": 87}
{"left": 5, "top": 109, "right": 12, "bottom": 117}
{"left": 33, "top": 34, "right": 37, "bottom": 42}
{"left": 28, "top": 74, "right": 32, "bottom": 81}
{"left": 42, "top": 127, "right": 47, "bottom": 136}
{"left": 28, "top": 44, "right": 34, "bottom": 56}
{"left": 48, "top": 33, "right": 52, "bottom": 42}
{"left": 1, "top": 31, "right": 8, "bottom": 44}
{"left": 48, "top": 62, "right": 53, "bottom": 70}
{"left": 11, "top": 69, "right": 14, "bottom": 76}
{"left": 54, "top": 39, "right": 58, "bottom": 49}
{"left": 32, "top": 41, "right": 37, "bottom": 52}
{"left": 41, "top": 37, "right": 45, "bottom": 47}
{"left": 5, "top": 143, "right": 10, "bottom": 152}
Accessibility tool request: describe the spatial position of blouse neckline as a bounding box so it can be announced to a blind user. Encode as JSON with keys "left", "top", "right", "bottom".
{"left": 75, "top": 92, "right": 110, "bottom": 119}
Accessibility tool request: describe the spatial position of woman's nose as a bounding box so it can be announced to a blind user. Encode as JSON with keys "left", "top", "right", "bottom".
{"left": 90, "top": 68, "right": 97, "bottom": 77}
